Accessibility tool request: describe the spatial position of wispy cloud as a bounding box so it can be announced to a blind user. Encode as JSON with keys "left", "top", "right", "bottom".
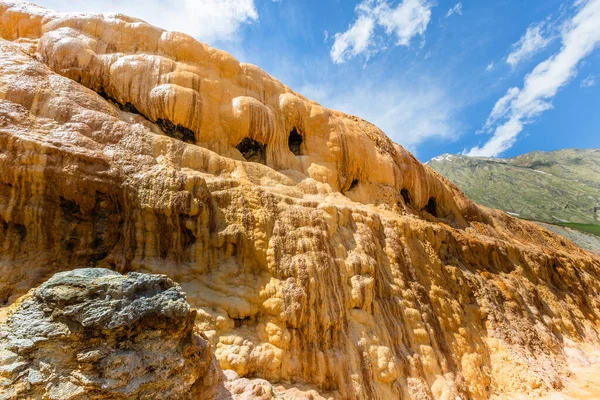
{"left": 467, "top": 0, "right": 600, "bottom": 157}
{"left": 302, "top": 78, "right": 458, "bottom": 154}
{"left": 331, "top": 13, "right": 376, "bottom": 63}
{"left": 486, "top": 62, "right": 495, "bottom": 72}
{"left": 506, "top": 21, "right": 554, "bottom": 67}
{"left": 377, "top": 0, "right": 432, "bottom": 46}
{"left": 33, "top": 0, "right": 258, "bottom": 43}
{"left": 581, "top": 75, "right": 597, "bottom": 88}
{"left": 445, "top": 3, "right": 462, "bottom": 18}
{"left": 330, "top": 0, "right": 433, "bottom": 64}
{"left": 479, "top": 87, "right": 520, "bottom": 133}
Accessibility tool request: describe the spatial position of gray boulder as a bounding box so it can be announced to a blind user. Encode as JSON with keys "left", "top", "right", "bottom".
{"left": 0, "top": 268, "right": 221, "bottom": 400}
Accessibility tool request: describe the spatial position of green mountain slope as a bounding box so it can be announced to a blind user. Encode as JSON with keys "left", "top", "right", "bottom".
{"left": 427, "top": 149, "right": 600, "bottom": 225}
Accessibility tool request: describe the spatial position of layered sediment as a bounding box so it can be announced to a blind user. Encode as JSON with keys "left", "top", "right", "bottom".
{"left": 1, "top": 2, "right": 600, "bottom": 399}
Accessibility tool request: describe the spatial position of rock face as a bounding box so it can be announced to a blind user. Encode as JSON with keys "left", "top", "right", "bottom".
{"left": 0, "top": 1, "right": 600, "bottom": 399}
{"left": 0, "top": 268, "right": 221, "bottom": 399}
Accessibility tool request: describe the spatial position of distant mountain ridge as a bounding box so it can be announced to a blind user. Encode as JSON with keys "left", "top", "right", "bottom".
{"left": 427, "top": 149, "right": 600, "bottom": 225}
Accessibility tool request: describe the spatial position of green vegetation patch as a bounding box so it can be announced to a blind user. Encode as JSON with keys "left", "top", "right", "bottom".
{"left": 557, "top": 223, "right": 600, "bottom": 237}
{"left": 427, "top": 149, "right": 600, "bottom": 225}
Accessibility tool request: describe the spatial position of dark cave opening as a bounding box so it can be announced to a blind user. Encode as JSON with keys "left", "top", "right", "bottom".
{"left": 425, "top": 197, "right": 439, "bottom": 217}
{"left": 96, "top": 89, "right": 197, "bottom": 145}
{"left": 401, "top": 188, "right": 412, "bottom": 205}
{"left": 236, "top": 137, "right": 267, "bottom": 164}
{"left": 156, "top": 118, "right": 196, "bottom": 144}
{"left": 288, "top": 127, "right": 303, "bottom": 155}
{"left": 13, "top": 223, "right": 26, "bottom": 240}
{"left": 59, "top": 196, "right": 82, "bottom": 222}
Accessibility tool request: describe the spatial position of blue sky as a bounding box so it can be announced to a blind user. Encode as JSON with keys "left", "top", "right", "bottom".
{"left": 34, "top": 0, "right": 600, "bottom": 161}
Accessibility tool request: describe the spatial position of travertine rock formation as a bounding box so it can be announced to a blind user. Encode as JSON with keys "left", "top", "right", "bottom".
{"left": 0, "top": 268, "right": 221, "bottom": 399}
{"left": 1, "top": 1, "right": 600, "bottom": 399}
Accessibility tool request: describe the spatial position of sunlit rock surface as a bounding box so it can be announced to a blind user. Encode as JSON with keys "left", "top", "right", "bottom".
{"left": 1, "top": 1, "right": 600, "bottom": 398}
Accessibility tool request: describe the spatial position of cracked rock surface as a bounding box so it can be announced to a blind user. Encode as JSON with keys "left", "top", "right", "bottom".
{"left": 0, "top": 268, "right": 221, "bottom": 399}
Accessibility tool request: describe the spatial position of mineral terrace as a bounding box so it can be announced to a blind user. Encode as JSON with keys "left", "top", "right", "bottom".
{"left": 1, "top": 1, "right": 600, "bottom": 399}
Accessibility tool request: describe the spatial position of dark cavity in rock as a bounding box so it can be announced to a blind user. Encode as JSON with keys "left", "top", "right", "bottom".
{"left": 425, "top": 197, "right": 438, "bottom": 217}
{"left": 60, "top": 196, "right": 82, "bottom": 222}
{"left": 236, "top": 137, "right": 266, "bottom": 164}
{"left": 156, "top": 118, "right": 196, "bottom": 144}
{"left": 401, "top": 188, "right": 412, "bottom": 205}
{"left": 288, "top": 127, "right": 303, "bottom": 155}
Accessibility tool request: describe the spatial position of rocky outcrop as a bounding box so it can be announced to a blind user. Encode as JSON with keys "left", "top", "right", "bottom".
{"left": 1, "top": 1, "right": 600, "bottom": 399}
{"left": 0, "top": 268, "right": 331, "bottom": 400}
{"left": 0, "top": 268, "right": 221, "bottom": 399}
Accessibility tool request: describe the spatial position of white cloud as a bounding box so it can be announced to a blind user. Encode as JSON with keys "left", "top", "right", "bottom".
{"left": 301, "top": 78, "right": 458, "bottom": 153}
{"left": 376, "top": 0, "right": 432, "bottom": 46}
{"left": 480, "top": 87, "right": 520, "bottom": 133}
{"left": 445, "top": 3, "right": 462, "bottom": 18}
{"left": 486, "top": 61, "right": 495, "bottom": 72}
{"left": 331, "top": 14, "right": 376, "bottom": 63}
{"left": 506, "top": 21, "right": 553, "bottom": 67}
{"left": 32, "top": 0, "right": 258, "bottom": 43}
{"left": 581, "top": 75, "right": 597, "bottom": 88}
{"left": 467, "top": 0, "right": 600, "bottom": 157}
{"left": 330, "top": 0, "right": 432, "bottom": 64}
